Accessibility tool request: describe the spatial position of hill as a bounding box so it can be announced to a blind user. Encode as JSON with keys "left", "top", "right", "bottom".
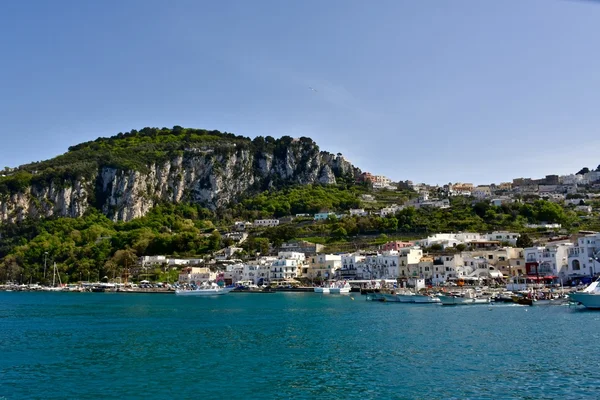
{"left": 0, "top": 127, "right": 360, "bottom": 222}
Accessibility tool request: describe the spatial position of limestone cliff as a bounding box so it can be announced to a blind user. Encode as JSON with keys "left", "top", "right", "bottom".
{"left": 0, "top": 129, "right": 360, "bottom": 222}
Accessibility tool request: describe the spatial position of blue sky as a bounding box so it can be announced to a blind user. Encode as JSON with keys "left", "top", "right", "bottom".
{"left": 1, "top": 0, "right": 599, "bottom": 185}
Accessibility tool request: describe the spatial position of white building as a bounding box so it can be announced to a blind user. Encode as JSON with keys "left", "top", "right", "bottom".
{"left": 485, "top": 231, "right": 520, "bottom": 246}
{"left": 524, "top": 243, "right": 573, "bottom": 280}
{"left": 567, "top": 233, "right": 600, "bottom": 278}
{"left": 338, "top": 253, "right": 366, "bottom": 280}
{"left": 304, "top": 254, "right": 342, "bottom": 281}
{"left": 253, "top": 219, "right": 280, "bottom": 228}
{"left": 575, "top": 205, "right": 593, "bottom": 214}
{"left": 472, "top": 186, "right": 492, "bottom": 199}
{"left": 178, "top": 266, "right": 216, "bottom": 284}
{"left": 418, "top": 233, "right": 484, "bottom": 249}
{"left": 380, "top": 205, "right": 403, "bottom": 217}
{"left": 357, "top": 251, "right": 401, "bottom": 280}
{"left": 560, "top": 174, "right": 583, "bottom": 185}
{"left": 349, "top": 208, "right": 369, "bottom": 217}
{"left": 270, "top": 252, "right": 306, "bottom": 281}
{"left": 234, "top": 221, "right": 253, "bottom": 231}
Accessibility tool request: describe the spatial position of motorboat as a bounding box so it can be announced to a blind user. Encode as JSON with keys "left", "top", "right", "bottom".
{"left": 438, "top": 290, "right": 490, "bottom": 306}
{"left": 569, "top": 278, "right": 600, "bottom": 309}
{"left": 175, "top": 283, "right": 234, "bottom": 296}
{"left": 314, "top": 286, "right": 330, "bottom": 294}
{"left": 329, "top": 281, "right": 352, "bottom": 294}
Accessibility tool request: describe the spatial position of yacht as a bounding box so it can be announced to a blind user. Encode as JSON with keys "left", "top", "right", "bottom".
{"left": 329, "top": 281, "right": 352, "bottom": 294}
{"left": 569, "top": 278, "right": 600, "bottom": 309}
{"left": 175, "top": 283, "right": 234, "bottom": 296}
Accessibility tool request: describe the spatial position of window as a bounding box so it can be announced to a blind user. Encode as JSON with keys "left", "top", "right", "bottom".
{"left": 488, "top": 255, "right": 493, "bottom": 260}
{"left": 572, "top": 260, "right": 581, "bottom": 270}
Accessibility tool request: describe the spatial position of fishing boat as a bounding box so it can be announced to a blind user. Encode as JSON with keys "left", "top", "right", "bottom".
{"left": 568, "top": 278, "right": 600, "bottom": 309}
{"left": 175, "top": 283, "right": 235, "bottom": 296}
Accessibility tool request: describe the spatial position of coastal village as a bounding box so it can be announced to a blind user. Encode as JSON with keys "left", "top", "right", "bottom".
{"left": 2, "top": 166, "right": 600, "bottom": 304}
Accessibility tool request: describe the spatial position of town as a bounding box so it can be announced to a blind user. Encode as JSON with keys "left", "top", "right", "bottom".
{"left": 166, "top": 168, "right": 598, "bottom": 289}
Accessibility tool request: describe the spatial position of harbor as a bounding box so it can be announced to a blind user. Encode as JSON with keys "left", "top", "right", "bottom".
{"left": 1, "top": 288, "right": 599, "bottom": 399}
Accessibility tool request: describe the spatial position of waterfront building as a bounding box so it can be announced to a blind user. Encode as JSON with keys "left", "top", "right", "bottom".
{"left": 567, "top": 233, "right": 600, "bottom": 278}
{"left": 398, "top": 247, "right": 424, "bottom": 278}
{"left": 270, "top": 252, "right": 305, "bottom": 281}
{"left": 338, "top": 253, "right": 366, "bottom": 280}
{"left": 303, "top": 254, "right": 342, "bottom": 281}
{"left": 357, "top": 251, "right": 401, "bottom": 280}
{"left": 524, "top": 243, "right": 573, "bottom": 281}
{"left": 178, "top": 267, "right": 216, "bottom": 284}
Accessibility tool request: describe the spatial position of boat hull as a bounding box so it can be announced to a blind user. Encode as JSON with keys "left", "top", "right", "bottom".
{"left": 175, "top": 287, "right": 234, "bottom": 296}
{"left": 330, "top": 287, "right": 351, "bottom": 294}
{"left": 569, "top": 292, "right": 600, "bottom": 309}
{"left": 314, "top": 287, "right": 330, "bottom": 294}
{"left": 413, "top": 295, "right": 441, "bottom": 303}
{"left": 396, "top": 294, "right": 415, "bottom": 303}
{"left": 438, "top": 295, "right": 490, "bottom": 306}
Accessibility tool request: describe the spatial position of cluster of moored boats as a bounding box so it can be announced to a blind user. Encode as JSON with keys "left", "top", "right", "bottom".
{"left": 366, "top": 288, "right": 572, "bottom": 306}
{"left": 5, "top": 278, "right": 600, "bottom": 309}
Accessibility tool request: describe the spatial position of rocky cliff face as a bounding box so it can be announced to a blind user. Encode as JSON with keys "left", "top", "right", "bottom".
{"left": 0, "top": 140, "right": 360, "bottom": 223}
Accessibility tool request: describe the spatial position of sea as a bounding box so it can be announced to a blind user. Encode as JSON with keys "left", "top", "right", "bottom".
{"left": 1, "top": 292, "right": 600, "bottom": 400}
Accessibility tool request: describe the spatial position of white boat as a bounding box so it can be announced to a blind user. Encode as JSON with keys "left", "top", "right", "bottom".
{"left": 330, "top": 282, "right": 352, "bottom": 294}
{"left": 569, "top": 279, "right": 600, "bottom": 309}
{"left": 413, "top": 294, "right": 441, "bottom": 303}
{"left": 438, "top": 290, "right": 490, "bottom": 306}
{"left": 314, "top": 287, "right": 330, "bottom": 294}
{"left": 176, "top": 283, "right": 234, "bottom": 296}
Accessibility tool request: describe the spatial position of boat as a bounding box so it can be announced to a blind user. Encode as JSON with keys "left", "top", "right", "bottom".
{"left": 175, "top": 283, "right": 235, "bottom": 296}
{"left": 366, "top": 293, "right": 401, "bottom": 302}
{"left": 329, "top": 281, "right": 352, "bottom": 294}
{"left": 493, "top": 291, "right": 515, "bottom": 303}
{"left": 314, "top": 286, "right": 330, "bottom": 294}
{"left": 438, "top": 290, "right": 490, "bottom": 305}
{"left": 568, "top": 278, "right": 600, "bottom": 309}
{"left": 412, "top": 294, "right": 441, "bottom": 303}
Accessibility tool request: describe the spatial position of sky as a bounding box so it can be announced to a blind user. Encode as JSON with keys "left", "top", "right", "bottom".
{"left": 1, "top": 0, "right": 600, "bottom": 185}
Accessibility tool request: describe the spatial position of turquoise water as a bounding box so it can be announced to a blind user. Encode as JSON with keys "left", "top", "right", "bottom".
{"left": 1, "top": 292, "right": 600, "bottom": 400}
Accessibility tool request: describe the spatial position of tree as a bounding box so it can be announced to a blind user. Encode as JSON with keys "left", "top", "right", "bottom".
{"left": 577, "top": 167, "right": 590, "bottom": 175}
{"left": 455, "top": 244, "right": 467, "bottom": 252}
{"left": 516, "top": 233, "right": 533, "bottom": 248}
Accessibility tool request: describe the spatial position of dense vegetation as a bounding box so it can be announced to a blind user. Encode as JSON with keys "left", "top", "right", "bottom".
{"left": 0, "top": 127, "right": 352, "bottom": 195}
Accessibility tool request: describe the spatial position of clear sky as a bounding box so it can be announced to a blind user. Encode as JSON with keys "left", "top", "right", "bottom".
{"left": 1, "top": 0, "right": 599, "bottom": 185}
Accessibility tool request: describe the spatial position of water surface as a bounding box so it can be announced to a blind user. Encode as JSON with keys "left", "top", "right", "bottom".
{"left": 1, "top": 292, "right": 599, "bottom": 399}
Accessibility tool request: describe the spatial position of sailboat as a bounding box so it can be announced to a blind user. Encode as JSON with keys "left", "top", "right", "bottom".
{"left": 46, "top": 263, "right": 63, "bottom": 291}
